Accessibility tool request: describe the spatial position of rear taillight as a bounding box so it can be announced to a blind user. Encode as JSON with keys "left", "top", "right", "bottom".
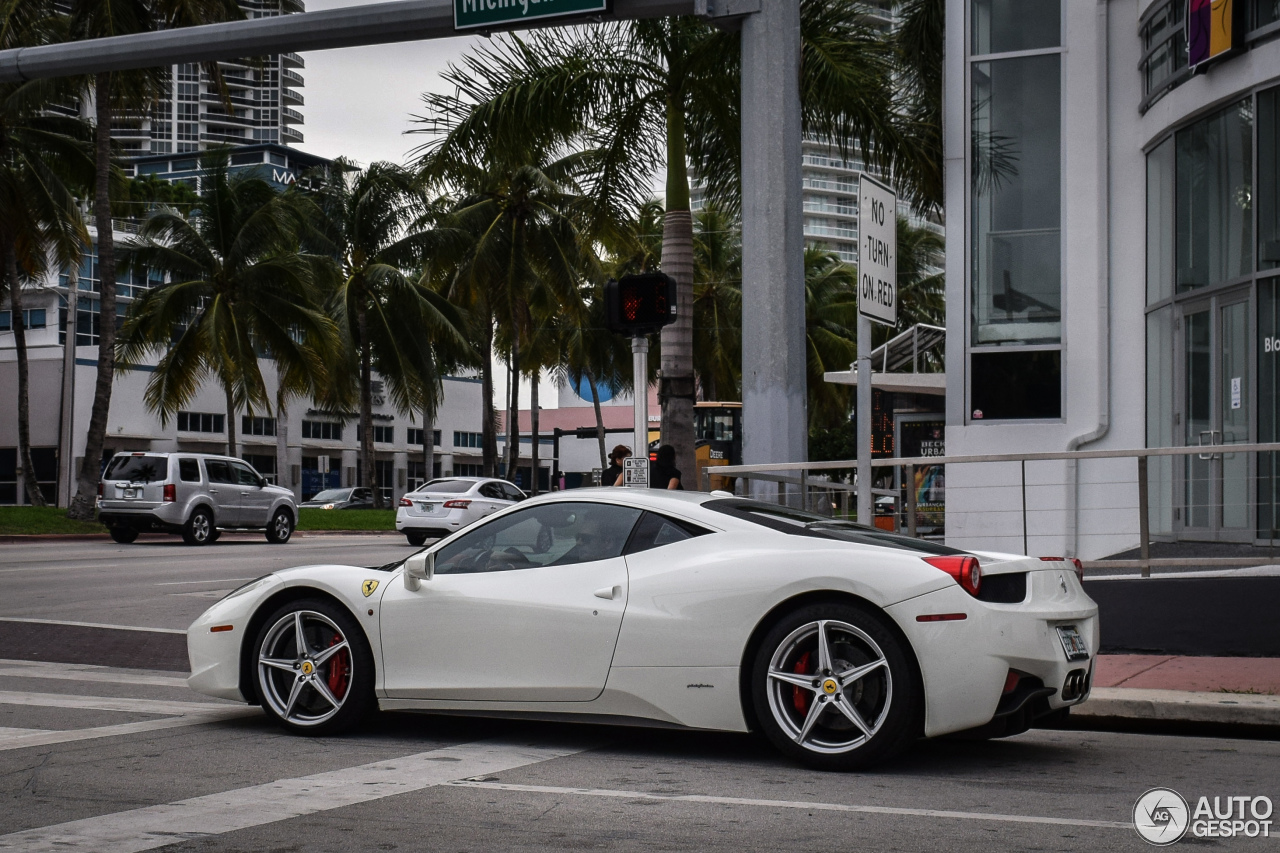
{"left": 97, "top": 482, "right": 103, "bottom": 498}
{"left": 1040, "top": 556, "right": 1085, "bottom": 584}
{"left": 443, "top": 499, "right": 471, "bottom": 509}
{"left": 923, "top": 555, "right": 982, "bottom": 597}
{"left": 399, "top": 498, "right": 412, "bottom": 507}
{"left": 163, "top": 484, "right": 176, "bottom": 502}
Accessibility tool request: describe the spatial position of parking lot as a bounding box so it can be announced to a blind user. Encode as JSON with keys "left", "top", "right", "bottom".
{"left": 0, "top": 536, "right": 1277, "bottom": 851}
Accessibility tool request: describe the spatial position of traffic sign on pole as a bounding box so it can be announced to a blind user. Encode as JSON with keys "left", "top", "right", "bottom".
{"left": 857, "top": 174, "right": 897, "bottom": 326}
{"left": 454, "top": 0, "right": 609, "bottom": 31}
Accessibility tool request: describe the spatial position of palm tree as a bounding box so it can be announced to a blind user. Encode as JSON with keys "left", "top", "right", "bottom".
{"left": 692, "top": 203, "right": 742, "bottom": 403}
{"left": 0, "top": 0, "right": 95, "bottom": 506}
{"left": 803, "top": 248, "right": 860, "bottom": 429}
{"left": 115, "top": 153, "right": 338, "bottom": 457}
{"left": 413, "top": 0, "right": 913, "bottom": 482}
{"left": 307, "top": 160, "right": 471, "bottom": 508}
{"left": 65, "top": 0, "right": 255, "bottom": 520}
{"left": 557, "top": 280, "right": 632, "bottom": 473}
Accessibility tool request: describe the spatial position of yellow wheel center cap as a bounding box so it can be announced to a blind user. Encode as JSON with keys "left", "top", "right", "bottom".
{"left": 301, "top": 661, "right": 314, "bottom": 676}
{"left": 822, "top": 679, "right": 839, "bottom": 695}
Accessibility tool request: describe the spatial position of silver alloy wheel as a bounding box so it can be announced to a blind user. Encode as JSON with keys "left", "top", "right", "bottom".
{"left": 190, "top": 512, "right": 211, "bottom": 542}
{"left": 272, "top": 511, "right": 291, "bottom": 541}
{"left": 765, "top": 619, "right": 893, "bottom": 754}
{"left": 257, "top": 609, "right": 352, "bottom": 727}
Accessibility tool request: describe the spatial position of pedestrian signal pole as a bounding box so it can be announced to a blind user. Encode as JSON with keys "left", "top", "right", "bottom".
{"left": 857, "top": 175, "right": 898, "bottom": 523}
{"left": 605, "top": 273, "right": 677, "bottom": 488}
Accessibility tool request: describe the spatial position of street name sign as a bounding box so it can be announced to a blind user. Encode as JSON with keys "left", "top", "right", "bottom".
{"left": 858, "top": 174, "right": 897, "bottom": 326}
{"left": 454, "top": 0, "right": 609, "bottom": 30}
{"left": 623, "top": 455, "right": 649, "bottom": 488}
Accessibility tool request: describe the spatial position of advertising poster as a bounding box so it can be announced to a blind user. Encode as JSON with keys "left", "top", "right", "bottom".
{"left": 897, "top": 417, "right": 945, "bottom": 536}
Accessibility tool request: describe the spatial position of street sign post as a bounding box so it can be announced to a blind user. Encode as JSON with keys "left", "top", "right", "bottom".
{"left": 623, "top": 455, "right": 649, "bottom": 488}
{"left": 453, "top": 0, "right": 609, "bottom": 31}
{"left": 857, "top": 174, "right": 897, "bottom": 527}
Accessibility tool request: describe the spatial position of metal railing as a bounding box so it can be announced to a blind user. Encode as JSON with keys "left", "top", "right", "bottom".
{"left": 708, "top": 442, "right": 1280, "bottom": 577}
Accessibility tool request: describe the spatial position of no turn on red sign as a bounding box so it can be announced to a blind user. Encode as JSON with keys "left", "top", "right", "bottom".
{"left": 858, "top": 174, "right": 897, "bottom": 326}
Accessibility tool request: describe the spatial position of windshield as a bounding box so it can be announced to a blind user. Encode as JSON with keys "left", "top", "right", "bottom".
{"left": 417, "top": 479, "right": 473, "bottom": 494}
{"left": 104, "top": 455, "right": 169, "bottom": 483}
{"left": 309, "top": 489, "right": 351, "bottom": 502}
{"left": 702, "top": 498, "right": 968, "bottom": 556}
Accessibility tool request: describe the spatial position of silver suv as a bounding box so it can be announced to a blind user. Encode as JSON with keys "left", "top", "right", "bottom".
{"left": 97, "top": 452, "right": 297, "bottom": 546}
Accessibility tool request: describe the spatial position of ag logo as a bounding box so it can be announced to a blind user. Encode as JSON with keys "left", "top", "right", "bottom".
{"left": 1134, "top": 788, "right": 1190, "bottom": 845}
{"left": 362, "top": 579, "right": 380, "bottom": 598}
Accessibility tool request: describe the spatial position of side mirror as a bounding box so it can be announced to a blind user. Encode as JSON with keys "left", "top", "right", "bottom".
{"left": 404, "top": 551, "right": 434, "bottom": 591}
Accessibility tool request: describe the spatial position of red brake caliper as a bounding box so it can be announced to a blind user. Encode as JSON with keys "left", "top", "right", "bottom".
{"left": 326, "top": 633, "right": 350, "bottom": 699}
{"left": 793, "top": 651, "right": 812, "bottom": 715}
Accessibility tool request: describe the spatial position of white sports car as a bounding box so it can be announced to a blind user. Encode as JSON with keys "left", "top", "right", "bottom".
{"left": 187, "top": 489, "right": 1099, "bottom": 770}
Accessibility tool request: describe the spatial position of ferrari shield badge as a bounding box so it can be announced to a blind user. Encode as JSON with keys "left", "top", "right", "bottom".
{"left": 362, "top": 579, "right": 380, "bottom": 597}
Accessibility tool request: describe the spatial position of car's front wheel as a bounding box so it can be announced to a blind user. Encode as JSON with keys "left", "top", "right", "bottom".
{"left": 253, "top": 599, "right": 374, "bottom": 735}
{"left": 751, "top": 602, "right": 922, "bottom": 771}
{"left": 108, "top": 526, "right": 138, "bottom": 544}
{"left": 265, "top": 509, "right": 294, "bottom": 544}
{"left": 405, "top": 532, "right": 426, "bottom": 547}
{"left": 181, "top": 508, "right": 214, "bottom": 546}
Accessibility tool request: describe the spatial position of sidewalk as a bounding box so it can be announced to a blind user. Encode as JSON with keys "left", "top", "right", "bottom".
{"left": 1071, "top": 654, "right": 1280, "bottom": 730}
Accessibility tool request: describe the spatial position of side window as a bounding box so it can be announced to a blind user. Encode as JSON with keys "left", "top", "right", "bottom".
{"left": 204, "top": 460, "right": 236, "bottom": 485}
{"left": 624, "top": 512, "right": 710, "bottom": 556}
{"left": 354, "top": 488, "right": 371, "bottom": 501}
{"left": 479, "top": 483, "right": 504, "bottom": 500}
{"left": 178, "top": 458, "right": 201, "bottom": 482}
{"left": 434, "top": 502, "right": 642, "bottom": 574}
{"left": 232, "top": 462, "right": 261, "bottom": 486}
{"left": 502, "top": 484, "right": 525, "bottom": 502}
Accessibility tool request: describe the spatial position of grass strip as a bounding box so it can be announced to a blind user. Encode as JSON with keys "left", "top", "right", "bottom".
{"left": 0, "top": 506, "right": 104, "bottom": 535}
{"left": 296, "top": 508, "right": 396, "bottom": 531}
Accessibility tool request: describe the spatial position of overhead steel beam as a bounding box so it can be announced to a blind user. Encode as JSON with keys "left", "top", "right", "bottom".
{"left": 0, "top": 0, "right": 696, "bottom": 83}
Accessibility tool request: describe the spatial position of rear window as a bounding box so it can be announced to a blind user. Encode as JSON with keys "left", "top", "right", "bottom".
{"left": 311, "top": 489, "right": 351, "bottom": 502}
{"left": 104, "top": 455, "right": 169, "bottom": 483}
{"left": 702, "top": 498, "right": 968, "bottom": 557}
{"left": 420, "top": 479, "right": 473, "bottom": 494}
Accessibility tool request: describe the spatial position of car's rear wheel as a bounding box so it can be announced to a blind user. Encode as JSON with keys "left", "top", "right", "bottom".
{"left": 266, "top": 509, "right": 294, "bottom": 544}
{"left": 751, "top": 602, "right": 922, "bottom": 771}
{"left": 181, "top": 508, "right": 214, "bottom": 546}
{"left": 405, "top": 532, "right": 426, "bottom": 547}
{"left": 108, "top": 526, "right": 138, "bottom": 544}
{"left": 253, "top": 599, "right": 373, "bottom": 735}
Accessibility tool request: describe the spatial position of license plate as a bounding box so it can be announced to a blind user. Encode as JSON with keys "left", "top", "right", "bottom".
{"left": 124, "top": 488, "right": 138, "bottom": 499}
{"left": 1056, "top": 625, "right": 1090, "bottom": 661}
{"left": 418, "top": 502, "right": 436, "bottom": 512}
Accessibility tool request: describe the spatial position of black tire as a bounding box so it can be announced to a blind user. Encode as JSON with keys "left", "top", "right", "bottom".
{"left": 208, "top": 528, "right": 221, "bottom": 543}
{"left": 266, "top": 508, "right": 294, "bottom": 544}
{"left": 181, "top": 507, "right": 215, "bottom": 546}
{"left": 750, "top": 602, "right": 923, "bottom": 771}
{"left": 405, "top": 532, "right": 427, "bottom": 547}
{"left": 108, "top": 526, "right": 138, "bottom": 544}
{"left": 252, "top": 598, "right": 374, "bottom": 736}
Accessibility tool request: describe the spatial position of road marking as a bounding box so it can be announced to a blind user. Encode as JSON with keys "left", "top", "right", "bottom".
{"left": 155, "top": 578, "right": 256, "bottom": 586}
{"left": 0, "top": 617, "right": 185, "bottom": 634}
{"left": 0, "top": 739, "right": 587, "bottom": 852}
{"left": 0, "top": 660, "right": 189, "bottom": 688}
{"left": 0, "top": 708, "right": 259, "bottom": 752}
{"left": 0, "top": 690, "right": 237, "bottom": 717}
{"left": 444, "top": 781, "right": 1134, "bottom": 830}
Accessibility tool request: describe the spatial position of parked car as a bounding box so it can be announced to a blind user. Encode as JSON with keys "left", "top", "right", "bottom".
{"left": 97, "top": 452, "right": 297, "bottom": 546}
{"left": 395, "top": 477, "right": 526, "bottom": 545}
{"left": 299, "top": 487, "right": 375, "bottom": 510}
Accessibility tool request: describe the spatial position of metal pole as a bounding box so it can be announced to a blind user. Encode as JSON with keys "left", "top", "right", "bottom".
{"left": 57, "top": 293, "right": 76, "bottom": 507}
{"left": 632, "top": 337, "right": 648, "bottom": 465}
{"left": 740, "top": 0, "right": 806, "bottom": 495}
{"left": 1021, "top": 459, "right": 1028, "bottom": 556}
{"left": 857, "top": 314, "right": 873, "bottom": 526}
{"left": 906, "top": 463, "right": 917, "bottom": 538}
{"left": 1137, "top": 455, "right": 1151, "bottom": 578}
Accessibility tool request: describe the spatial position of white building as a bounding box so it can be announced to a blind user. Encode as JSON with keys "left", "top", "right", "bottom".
{"left": 943, "top": 0, "right": 1280, "bottom": 557}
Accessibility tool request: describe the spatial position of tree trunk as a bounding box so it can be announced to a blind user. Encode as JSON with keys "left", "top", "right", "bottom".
{"left": 224, "top": 384, "right": 238, "bottom": 458}
{"left": 481, "top": 319, "right": 497, "bottom": 478}
{"left": 659, "top": 95, "right": 697, "bottom": 488}
{"left": 358, "top": 301, "right": 379, "bottom": 507}
{"left": 276, "top": 396, "right": 289, "bottom": 493}
{"left": 6, "top": 241, "right": 46, "bottom": 506}
{"left": 506, "top": 341, "right": 521, "bottom": 483}
{"left": 421, "top": 408, "right": 434, "bottom": 487}
{"left": 529, "top": 369, "right": 539, "bottom": 496}
{"left": 588, "top": 372, "right": 607, "bottom": 473}
{"left": 68, "top": 73, "right": 119, "bottom": 520}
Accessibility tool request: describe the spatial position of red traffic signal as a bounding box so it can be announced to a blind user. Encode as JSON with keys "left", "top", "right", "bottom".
{"left": 605, "top": 273, "right": 677, "bottom": 335}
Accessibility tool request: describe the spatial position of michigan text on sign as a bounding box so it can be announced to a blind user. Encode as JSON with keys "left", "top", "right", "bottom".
{"left": 454, "top": 0, "right": 609, "bottom": 30}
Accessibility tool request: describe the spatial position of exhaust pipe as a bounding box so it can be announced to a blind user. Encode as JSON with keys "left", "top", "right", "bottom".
{"left": 1061, "top": 669, "right": 1090, "bottom": 702}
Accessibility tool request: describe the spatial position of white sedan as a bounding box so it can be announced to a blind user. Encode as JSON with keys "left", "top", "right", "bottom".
{"left": 187, "top": 489, "right": 1099, "bottom": 770}
{"left": 395, "top": 476, "right": 526, "bottom": 546}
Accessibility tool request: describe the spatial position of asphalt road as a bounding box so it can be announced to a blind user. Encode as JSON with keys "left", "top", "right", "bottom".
{"left": 0, "top": 538, "right": 1277, "bottom": 852}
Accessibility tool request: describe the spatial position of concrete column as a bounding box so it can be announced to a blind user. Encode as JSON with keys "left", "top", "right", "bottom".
{"left": 740, "top": 0, "right": 806, "bottom": 480}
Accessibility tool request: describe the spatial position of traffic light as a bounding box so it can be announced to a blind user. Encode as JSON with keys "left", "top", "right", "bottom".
{"left": 605, "top": 273, "right": 677, "bottom": 336}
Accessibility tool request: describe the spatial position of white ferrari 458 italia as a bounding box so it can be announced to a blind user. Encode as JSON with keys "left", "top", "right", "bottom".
{"left": 187, "top": 489, "right": 1099, "bottom": 770}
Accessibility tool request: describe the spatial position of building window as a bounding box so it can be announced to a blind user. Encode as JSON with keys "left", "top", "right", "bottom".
{"left": 0, "top": 309, "right": 45, "bottom": 331}
{"left": 453, "top": 431, "right": 483, "bottom": 448}
{"left": 407, "top": 428, "right": 441, "bottom": 448}
{"left": 1175, "top": 99, "right": 1253, "bottom": 292}
{"left": 356, "top": 425, "right": 394, "bottom": 444}
{"left": 1261, "top": 87, "right": 1280, "bottom": 271}
{"left": 454, "top": 463, "right": 483, "bottom": 477}
{"left": 241, "top": 416, "right": 276, "bottom": 437}
{"left": 242, "top": 454, "right": 277, "bottom": 484}
{"left": 177, "top": 411, "right": 225, "bottom": 433}
{"left": 301, "top": 420, "right": 343, "bottom": 441}
{"left": 1139, "top": 0, "right": 1188, "bottom": 112}
{"left": 407, "top": 459, "right": 443, "bottom": 491}
{"left": 1147, "top": 138, "right": 1176, "bottom": 304}
{"left": 969, "top": 351, "right": 1061, "bottom": 421}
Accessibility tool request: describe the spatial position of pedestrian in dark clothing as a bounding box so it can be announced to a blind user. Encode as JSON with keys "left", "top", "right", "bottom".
{"left": 650, "top": 444, "right": 682, "bottom": 490}
{"left": 605, "top": 444, "right": 630, "bottom": 487}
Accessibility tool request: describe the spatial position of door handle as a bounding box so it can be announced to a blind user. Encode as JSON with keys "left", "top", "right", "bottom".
{"left": 240, "top": 491, "right": 250, "bottom": 496}
{"left": 593, "top": 585, "right": 622, "bottom": 600}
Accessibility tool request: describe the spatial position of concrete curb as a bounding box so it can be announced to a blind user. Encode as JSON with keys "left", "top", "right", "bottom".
{"left": 0, "top": 530, "right": 405, "bottom": 543}
{"left": 1074, "top": 687, "right": 1280, "bottom": 727}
